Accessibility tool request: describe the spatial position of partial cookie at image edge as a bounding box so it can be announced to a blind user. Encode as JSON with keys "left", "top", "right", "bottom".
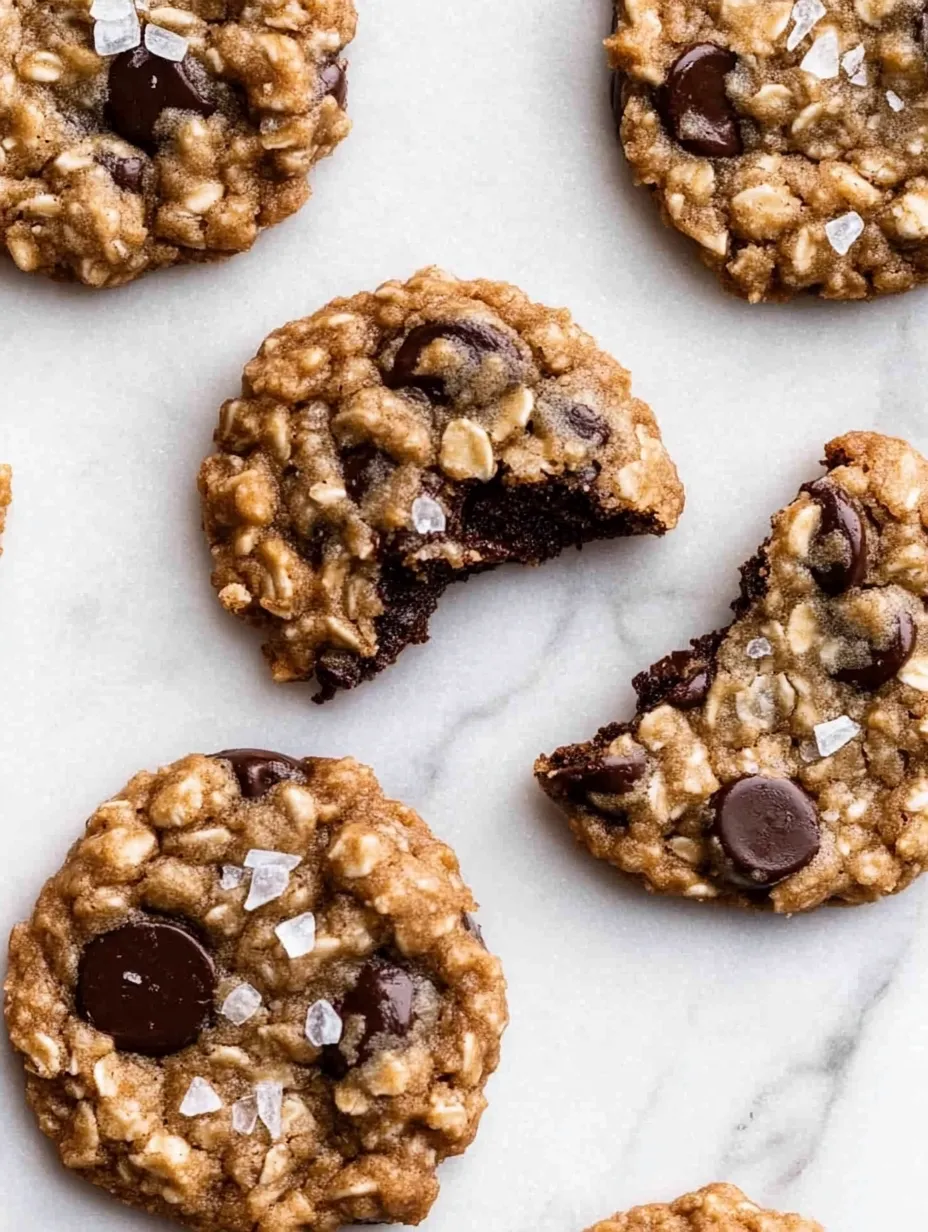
{"left": 0, "top": 464, "right": 10, "bottom": 554}
{"left": 588, "top": 1182, "right": 824, "bottom": 1230}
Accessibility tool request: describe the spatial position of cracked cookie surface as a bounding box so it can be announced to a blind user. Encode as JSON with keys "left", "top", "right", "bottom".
{"left": 588, "top": 1183, "right": 823, "bottom": 1231}
{"left": 198, "top": 266, "right": 684, "bottom": 702}
{"left": 0, "top": 0, "right": 354, "bottom": 286}
{"left": 4, "top": 749, "right": 507, "bottom": 1231}
{"left": 609, "top": 0, "right": 928, "bottom": 300}
{"left": 538, "top": 432, "right": 928, "bottom": 914}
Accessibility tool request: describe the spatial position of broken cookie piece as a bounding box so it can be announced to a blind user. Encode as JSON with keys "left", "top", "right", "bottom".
{"left": 5, "top": 749, "right": 507, "bottom": 1231}
{"left": 588, "top": 1183, "right": 823, "bottom": 1231}
{"left": 0, "top": 465, "right": 10, "bottom": 554}
{"left": 199, "top": 267, "right": 684, "bottom": 702}
{"left": 537, "top": 432, "right": 928, "bottom": 914}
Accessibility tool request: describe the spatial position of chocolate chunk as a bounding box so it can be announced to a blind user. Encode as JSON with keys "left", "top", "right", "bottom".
{"left": 314, "top": 647, "right": 363, "bottom": 696}
{"left": 106, "top": 47, "right": 216, "bottom": 150}
{"left": 214, "top": 749, "right": 305, "bottom": 798}
{"left": 564, "top": 402, "right": 611, "bottom": 446}
{"left": 320, "top": 59, "right": 348, "bottom": 109}
{"left": 77, "top": 918, "right": 215, "bottom": 1056}
{"left": 97, "top": 151, "right": 147, "bottom": 193}
{"left": 656, "top": 43, "right": 742, "bottom": 158}
{"left": 634, "top": 647, "right": 714, "bottom": 713}
{"left": 802, "top": 478, "right": 867, "bottom": 596}
{"left": 552, "top": 751, "right": 646, "bottom": 804}
{"left": 342, "top": 446, "right": 394, "bottom": 504}
{"left": 711, "top": 776, "right": 820, "bottom": 888}
{"left": 383, "top": 320, "right": 517, "bottom": 404}
{"left": 321, "top": 960, "right": 415, "bottom": 1075}
{"left": 834, "top": 611, "right": 917, "bottom": 691}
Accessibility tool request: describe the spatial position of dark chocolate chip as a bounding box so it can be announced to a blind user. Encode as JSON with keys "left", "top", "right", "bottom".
{"left": 320, "top": 59, "right": 348, "bottom": 109}
{"left": 214, "top": 749, "right": 305, "bottom": 799}
{"left": 342, "top": 446, "right": 394, "bottom": 504}
{"left": 383, "top": 320, "right": 517, "bottom": 404}
{"left": 97, "top": 151, "right": 147, "bottom": 193}
{"left": 552, "top": 751, "right": 646, "bottom": 803}
{"left": 636, "top": 649, "right": 712, "bottom": 711}
{"left": 462, "top": 913, "right": 486, "bottom": 948}
{"left": 321, "top": 960, "right": 415, "bottom": 1075}
{"left": 77, "top": 918, "right": 215, "bottom": 1056}
{"left": 802, "top": 478, "right": 867, "bottom": 596}
{"left": 106, "top": 47, "right": 216, "bottom": 150}
{"left": 315, "top": 647, "right": 363, "bottom": 696}
{"left": 711, "top": 776, "right": 820, "bottom": 888}
{"left": 657, "top": 43, "right": 742, "bottom": 158}
{"left": 563, "top": 402, "right": 611, "bottom": 446}
{"left": 834, "top": 611, "right": 917, "bottom": 691}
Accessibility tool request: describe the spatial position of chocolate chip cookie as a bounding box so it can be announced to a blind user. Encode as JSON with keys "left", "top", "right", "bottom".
{"left": 538, "top": 432, "right": 928, "bottom": 914}
{"left": 609, "top": 0, "right": 928, "bottom": 300}
{"left": 0, "top": 0, "right": 354, "bottom": 286}
{"left": 5, "top": 749, "right": 507, "bottom": 1230}
{"left": 589, "top": 1184, "right": 823, "bottom": 1231}
{"left": 0, "top": 464, "right": 10, "bottom": 554}
{"left": 198, "top": 267, "right": 685, "bottom": 702}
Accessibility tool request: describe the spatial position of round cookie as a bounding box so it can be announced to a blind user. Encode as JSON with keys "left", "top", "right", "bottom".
{"left": 0, "top": 0, "right": 354, "bottom": 286}
{"left": 198, "top": 266, "right": 684, "bottom": 702}
{"left": 608, "top": 0, "right": 928, "bottom": 301}
{"left": 588, "top": 1183, "right": 823, "bottom": 1231}
{"left": 4, "top": 750, "right": 507, "bottom": 1230}
{"left": 538, "top": 432, "right": 928, "bottom": 914}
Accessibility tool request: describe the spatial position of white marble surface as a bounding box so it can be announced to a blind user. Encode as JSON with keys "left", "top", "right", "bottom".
{"left": 2, "top": 1, "right": 928, "bottom": 1229}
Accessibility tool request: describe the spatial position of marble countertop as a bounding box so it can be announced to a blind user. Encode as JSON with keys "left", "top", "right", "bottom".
{"left": 2, "top": 1, "right": 926, "bottom": 1228}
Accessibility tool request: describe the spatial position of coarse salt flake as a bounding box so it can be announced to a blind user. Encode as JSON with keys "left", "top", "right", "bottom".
{"left": 144, "top": 22, "right": 188, "bottom": 60}
{"left": 800, "top": 29, "right": 839, "bottom": 79}
{"left": 244, "top": 863, "right": 290, "bottom": 911}
{"left": 886, "top": 90, "right": 905, "bottom": 112}
{"left": 305, "top": 999, "right": 343, "bottom": 1047}
{"left": 274, "top": 912, "right": 316, "bottom": 959}
{"left": 220, "top": 864, "right": 246, "bottom": 890}
{"left": 841, "top": 44, "right": 866, "bottom": 85}
{"left": 256, "top": 1080, "right": 283, "bottom": 1140}
{"left": 411, "top": 494, "right": 446, "bottom": 535}
{"left": 787, "top": 0, "right": 826, "bottom": 51}
{"left": 244, "top": 849, "right": 301, "bottom": 871}
{"left": 825, "top": 211, "right": 864, "bottom": 256}
{"left": 180, "top": 1077, "right": 222, "bottom": 1117}
{"left": 814, "top": 714, "right": 862, "bottom": 758}
{"left": 231, "top": 1095, "right": 258, "bottom": 1135}
{"left": 90, "top": 0, "right": 133, "bottom": 19}
{"left": 93, "top": 9, "right": 140, "bottom": 55}
{"left": 123, "top": 970, "right": 143, "bottom": 985}
{"left": 220, "top": 983, "right": 263, "bottom": 1025}
{"left": 746, "top": 637, "right": 773, "bottom": 659}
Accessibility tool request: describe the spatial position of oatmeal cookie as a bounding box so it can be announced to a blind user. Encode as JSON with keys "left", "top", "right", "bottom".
{"left": 609, "top": 0, "right": 928, "bottom": 301}
{"left": 4, "top": 749, "right": 507, "bottom": 1231}
{"left": 588, "top": 1183, "right": 823, "bottom": 1231}
{"left": 537, "top": 432, "right": 928, "bottom": 913}
{"left": 198, "top": 267, "right": 685, "bottom": 702}
{"left": 0, "top": 463, "right": 10, "bottom": 553}
{"left": 0, "top": 0, "right": 354, "bottom": 286}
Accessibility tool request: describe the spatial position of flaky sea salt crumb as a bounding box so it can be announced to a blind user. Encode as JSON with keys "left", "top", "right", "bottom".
{"left": 886, "top": 90, "right": 905, "bottom": 113}
{"left": 90, "top": 0, "right": 133, "bottom": 18}
{"left": 274, "top": 912, "right": 316, "bottom": 959}
{"left": 180, "top": 1077, "right": 222, "bottom": 1117}
{"left": 220, "top": 983, "right": 263, "bottom": 1025}
{"left": 305, "top": 999, "right": 343, "bottom": 1047}
{"left": 411, "top": 494, "right": 446, "bottom": 535}
{"left": 825, "top": 212, "right": 864, "bottom": 256}
{"left": 93, "top": 9, "right": 140, "bottom": 55}
{"left": 787, "top": 0, "right": 826, "bottom": 52}
{"left": 220, "top": 865, "right": 246, "bottom": 890}
{"left": 800, "top": 30, "right": 839, "bottom": 79}
{"left": 144, "top": 23, "right": 188, "bottom": 61}
{"left": 245, "top": 863, "right": 290, "bottom": 910}
{"left": 841, "top": 44, "right": 866, "bottom": 85}
{"left": 814, "top": 715, "right": 862, "bottom": 758}
{"left": 746, "top": 637, "right": 772, "bottom": 659}
{"left": 123, "top": 971, "right": 142, "bottom": 985}
{"left": 244, "top": 849, "right": 302, "bottom": 871}
{"left": 256, "top": 1080, "right": 283, "bottom": 1140}
{"left": 232, "top": 1095, "right": 258, "bottom": 1135}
